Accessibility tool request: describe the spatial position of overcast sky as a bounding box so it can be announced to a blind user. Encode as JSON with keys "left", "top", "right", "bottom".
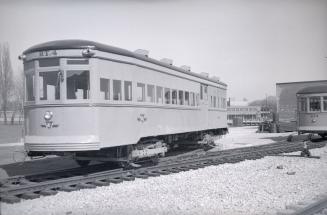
{"left": 0, "top": 0, "right": 326, "bottom": 101}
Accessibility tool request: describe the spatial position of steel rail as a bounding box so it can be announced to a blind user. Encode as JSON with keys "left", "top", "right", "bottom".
{"left": 292, "top": 196, "right": 327, "bottom": 215}
{"left": 0, "top": 141, "right": 325, "bottom": 204}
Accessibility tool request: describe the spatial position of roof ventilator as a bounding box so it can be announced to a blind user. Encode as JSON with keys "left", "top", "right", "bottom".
{"left": 180, "top": 65, "right": 191, "bottom": 72}
{"left": 200, "top": 72, "right": 209, "bottom": 78}
{"left": 134, "top": 49, "right": 149, "bottom": 57}
{"left": 160, "top": 58, "right": 173, "bottom": 66}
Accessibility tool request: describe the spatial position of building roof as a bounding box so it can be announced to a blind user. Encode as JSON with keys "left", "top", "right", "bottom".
{"left": 276, "top": 80, "right": 327, "bottom": 85}
{"left": 297, "top": 85, "right": 327, "bottom": 94}
{"left": 23, "top": 39, "right": 227, "bottom": 87}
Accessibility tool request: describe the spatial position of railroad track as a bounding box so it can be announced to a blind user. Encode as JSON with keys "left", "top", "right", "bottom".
{"left": 0, "top": 140, "right": 325, "bottom": 204}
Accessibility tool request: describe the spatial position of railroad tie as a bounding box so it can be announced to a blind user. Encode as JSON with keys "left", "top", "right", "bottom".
{"left": 0, "top": 195, "right": 21, "bottom": 204}
{"left": 92, "top": 180, "right": 110, "bottom": 186}
{"left": 134, "top": 173, "right": 149, "bottom": 179}
{"left": 20, "top": 192, "right": 40, "bottom": 200}
{"left": 39, "top": 189, "right": 58, "bottom": 196}
{"left": 122, "top": 175, "right": 136, "bottom": 181}
{"left": 76, "top": 182, "right": 97, "bottom": 189}
{"left": 108, "top": 178, "right": 123, "bottom": 184}
{"left": 60, "top": 185, "right": 78, "bottom": 192}
{"left": 145, "top": 171, "right": 161, "bottom": 177}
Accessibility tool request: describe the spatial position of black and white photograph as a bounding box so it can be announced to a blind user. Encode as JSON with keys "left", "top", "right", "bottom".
{"left": 0, "top": 0, "right": 327, "bottom": 214}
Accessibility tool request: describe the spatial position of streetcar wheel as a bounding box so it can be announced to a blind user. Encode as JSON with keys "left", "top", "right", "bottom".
{"left": 76, "top": 160, "right": 90, "bottom": 167}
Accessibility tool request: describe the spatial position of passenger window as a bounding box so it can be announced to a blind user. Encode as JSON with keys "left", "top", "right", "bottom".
{"left": 156, "top": 86, "right": 163, "bottom": 103}
{"left": 213, "top": 96, "right": 216, "bottom": 108}
{"left": 164, "top": 88, "right": 171, "bottom": 104}
{"left": 178, "top": 90, "right": 184, "bottom": 105}
{"left": 299, "top": 97, "right": 307, "bottom": 112}
{"left": 323, "top": 97, "right": 327, "bottom": 111}
{"left": 39, "top": 71, "right": 60, "bottom": 101}
{"left": 100, "top": 78, "right": 110, "bottom": 100}
{"left": 309, "top": 97, "right": 321, "bottom": 111}
{"left": 185, "top": 92, "right": 189, "bottom": 106}
{"left": 26, "top": 73, "right": 35, "bottom": 101}
{"left": 172, "top": 90, "right": 177, "bottom": 104}
{"left": 124, "top": 81, "right": 132, "bottom": 101}
{"left": 39, "top": 58, "right": 59, "bottom": 67}
{"left": 190, "top": 92, "right": 195, "bottom": 106}
{"left": 137, "top": 83, "right": 145, "bottom": 102}
{"left": 113, "top": 80, "right": 122, "bottom": 100}
{"left": 147, "top": 85, "right": 155, "bottom": 103}
{"left": 66, "top": 70, "right": 90, "bottom": 100}
{"left": 217, "top": 96, "right": 220, "bottom": 108}
{"left": 196, "top": 94, "right": 200, "bottom": 106}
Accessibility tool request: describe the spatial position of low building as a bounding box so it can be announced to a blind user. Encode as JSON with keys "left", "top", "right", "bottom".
{"left": 227, "top": 101, "right": 262, "bottom": 126}
{"left": 276, "top": 80, "right": 327, "bottom": 132}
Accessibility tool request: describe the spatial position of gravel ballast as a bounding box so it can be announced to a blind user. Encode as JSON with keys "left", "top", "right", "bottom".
{"left": 1, "top": 145, "right": 327, "bottom": 215}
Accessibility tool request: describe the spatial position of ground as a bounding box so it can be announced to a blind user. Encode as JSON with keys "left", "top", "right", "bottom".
{"left": 0, "top": 126, "right": 326, "bottom": 215}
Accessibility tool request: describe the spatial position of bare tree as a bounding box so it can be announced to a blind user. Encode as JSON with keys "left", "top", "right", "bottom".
{"left": 0, "top": 43, "right": 14, "bottom": 125}
{"left": 10, "top": 69, "right": 24, "bottom": 124}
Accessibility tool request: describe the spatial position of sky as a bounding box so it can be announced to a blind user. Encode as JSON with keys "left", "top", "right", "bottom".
{"left": 0, "top": 0, "right": 326, "bottom": 101}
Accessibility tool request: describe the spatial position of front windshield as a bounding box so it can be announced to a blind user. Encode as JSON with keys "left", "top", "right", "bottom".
{"left": 39, "top": 71, "right": 60, "bottom": 101}
{"left": 66, "top": 70, "right": 90, "bottom": 100}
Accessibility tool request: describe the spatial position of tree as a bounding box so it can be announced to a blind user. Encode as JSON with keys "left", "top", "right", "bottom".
{"left": 0, "top": 43, "right": 14, "bottom": 125}
{"left": 10, "top": 69, "right": 24, "bottom": 124}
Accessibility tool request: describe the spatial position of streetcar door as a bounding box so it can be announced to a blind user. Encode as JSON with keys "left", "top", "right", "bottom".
{"left": 200, "top": 84, "right": 209, "bottom": 128}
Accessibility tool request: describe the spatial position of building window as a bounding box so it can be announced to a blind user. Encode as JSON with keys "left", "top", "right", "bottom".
{"left": 39, "top": 71, "right": 60, "bottom": 101}
{"left": 39, "top": 58, "right": 60, "bottom": 67}
{"left": 309, "top": 96, "right": 321, "bottom": 112}
{"left": 164, "top": 88, "right": 171, "bottom": 104}
{"left": 299, "top": 97, "right": 307, "bottom": 112}
{"left": 124, "top": 81, "right": 132, "bottom": 101}
{"left": 26, "top": 73, "right": 35, "bottom": 101}
{"left": 172, "top": 90, "right": 177, "bottom": 104}
{"left": 156, "top": 86, "right": 163, "bottom": 103}
{"left": 324, "top": 97, "right": 327, "bottom": 111}
{"left": 113, "top": 80, "right": 122, "bottom": 100}
{"left": 100, "top": 78, "right": 110, "bottom": 100}
{"left": 66, "top": 70, "right": 90, "bottom": 99}
{"left": 185, "top": 91, "right": 190, "bottom": 106}
{"left": 137, "top": 83, "right": 145, "bottom": 102}
{"left": 147, "top": 84, "right": 155, "bottom": 103}
{"left": 178, "top": 90, "right": 184, "bottom": 105}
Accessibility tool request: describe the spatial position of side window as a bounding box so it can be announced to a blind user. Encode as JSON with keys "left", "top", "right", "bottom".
{"left": 172, "top": 89, "right": 177, "bottom": 104}
{"left": 196, "top": 93, "right": 200, "bottom": 106}
{"left": 323, "top": 97, "right": 327, "bottom": 111}
{"left": 164, "top": 88, "right": 170, "bottom": 104}
{"left": 217, "top": 96, "right": 220, "bottom": 108}
{"left": 213, "top": 96, "right": 216, "bottom": 108}
{"left": 185, "top": 91, "right": 189, "bottom": 106}
{"left": 137, "top": 83, "right": 145, "bottom": 102}
{"left": 309, "top": 97, "right": 321, "bottom": 112}
{"left": 156, "top": 86, "right": 163, "bottom": 104}
{"left": 178, "top": 90, "right": 184, "bottom": 105}
{"left": 26, "top": 73, "right": 35, "bottom": 101}
{"left": 147, "top": 84, "right": 155, "bottom": 103}
{"left": 100, "top": 78, "right": 110, "bottom": 100}
{"left": 66, "top": 70, "right": 90, "bottom": 100}
{"left": 190, "top": 92, "right": 195, "bottom": 106}
{"left": 200, "top": 85, "right": 203, "bottom": 100}
{"left": 124, "top": 81, "right": 132, "bottom": 101}
{"left": 113, "top": 80, "right": 122, "bottom": 100}
{"left": 299, "top": 97, "right": 307, "bottom": 112}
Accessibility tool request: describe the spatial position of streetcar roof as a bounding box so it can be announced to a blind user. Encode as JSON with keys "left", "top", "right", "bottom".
{"left": 23, "top": 39, "right": 227, "bottom": 87}
{"left": 297, "top": 85, "right": 327, "bottom": 94}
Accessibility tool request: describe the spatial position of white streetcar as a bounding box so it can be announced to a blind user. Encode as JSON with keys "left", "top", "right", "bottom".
{"left": 20, "top": 40, "right": 228, "bottom": 166}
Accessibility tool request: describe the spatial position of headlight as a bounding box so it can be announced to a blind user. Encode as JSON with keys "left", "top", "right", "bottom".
{"left": 44, "top": 111, "right": 53, "bottom": 121}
